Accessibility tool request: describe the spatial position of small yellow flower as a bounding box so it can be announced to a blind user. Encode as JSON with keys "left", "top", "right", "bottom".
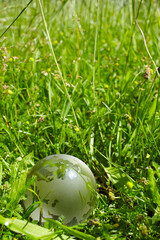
{"left": 47, "top": 68, "right": 51, "bottom": 72}
{"left": 60, "top": 32, "right": 64, "bottom": 36}
{"left": 104, "top": 84, "right": 109, "bottom": 89}
{"left": 26, "top": 121, "right": 29, "bottom": 125}
{"left": 135, "top": 80, "right": 138, "bottom": 85}
{"left": 115, "top": 62, "right": 119, "bottom": 66}
{"left": 29, "top": 57, "right": 34, "bottom": 62}
{"left": 146, "top": 153, "right": 150, "bottom": 158}
{"left": 126, "top": 181, "right": 134, "bottom": 189}
{"left": 7, "top": 89, "right": 13, "bottom": 95}
{"left": 150, "top": 68, "right": 153, "bottom": 75}
{"left": 108, "top": 191, "right": 115, "bottom": 201}
{"left": 128, "top": 115, "right": 132, "bottom": 122}
{"left": 9, "top": 57, "right": 13, "bottom": 62}
{"left": 53, "top": 40, "right": 58, "bottom": 45}
{"left": 74, "top": 126, "right": 80, "bottom": 132}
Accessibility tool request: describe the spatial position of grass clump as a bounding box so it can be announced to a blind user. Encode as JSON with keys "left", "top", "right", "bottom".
{"left": 0, "top": 0, "right": 160, "bottom": 239}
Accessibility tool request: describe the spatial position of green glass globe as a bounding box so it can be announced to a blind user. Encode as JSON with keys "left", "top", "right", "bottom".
{"left": 24, "top": 154, "right": 97, "bottom": 226}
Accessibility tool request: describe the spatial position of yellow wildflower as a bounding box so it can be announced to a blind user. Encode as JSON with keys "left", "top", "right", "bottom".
{"left": 74, "top": 126, "right": 80, "bottom": 132}
{"left": 150, "top": 68, "right": 153, "bottom": 75}
{"left": 108, "top": 191, "right": 115, "bottom": 201}
{"left": 7, "top": 89, "right": 13, "bottom": 95}
{"left": 135, "top": 80, "right": 138, "bottom": 85}
{"left": 104, "top": 84, "right": 109, "bottom": 89}
{"left": 128, "top": 115, "right": 132, "bottom": 122}
{"left": 126, "top": 181, "right": 134, "bottom": 189}
{"left": 54, "top": 40, "right": 58, "bottom": 45}
{"left": 29, "top": 57, "right": 34, "bottom": 62}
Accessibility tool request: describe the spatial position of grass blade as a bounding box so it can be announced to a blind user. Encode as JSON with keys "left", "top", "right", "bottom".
{"left": 0, "top": 215, "right": 74, "bottom": 240}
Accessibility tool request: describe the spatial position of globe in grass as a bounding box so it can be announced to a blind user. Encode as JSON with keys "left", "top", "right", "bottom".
{"left": 24, "top": 154, "right": 97, "bottom": 226}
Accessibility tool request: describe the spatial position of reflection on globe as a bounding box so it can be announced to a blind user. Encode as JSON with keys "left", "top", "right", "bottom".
{"left": 24, "top": 154, "right": 97, "bottom": 226}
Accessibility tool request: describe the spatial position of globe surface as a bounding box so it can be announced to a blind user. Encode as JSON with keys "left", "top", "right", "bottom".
{"left": 24, "top": 154, "right": 97, "bottom": 226}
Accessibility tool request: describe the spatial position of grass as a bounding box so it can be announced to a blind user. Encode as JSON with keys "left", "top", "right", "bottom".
{"left": 0, "top": 0, "right": 160, "bottom": 239}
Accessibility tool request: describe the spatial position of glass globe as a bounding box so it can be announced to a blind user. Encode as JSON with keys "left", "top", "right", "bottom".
{"left": 24, "top": 154, "right": 97, "bottom": 226}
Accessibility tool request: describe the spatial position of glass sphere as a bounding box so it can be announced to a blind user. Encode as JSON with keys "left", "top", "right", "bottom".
{"left": 24, "top": 154, "right": 97, "bottom": 226}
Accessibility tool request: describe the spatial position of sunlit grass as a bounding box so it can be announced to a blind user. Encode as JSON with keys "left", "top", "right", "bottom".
{"left": 0, "top": 0, "right": 160, "bottom": 239}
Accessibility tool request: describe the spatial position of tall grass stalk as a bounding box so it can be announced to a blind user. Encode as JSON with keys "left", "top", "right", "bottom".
{"left": 38, "top": 0, "right": 79, "bottom": 127}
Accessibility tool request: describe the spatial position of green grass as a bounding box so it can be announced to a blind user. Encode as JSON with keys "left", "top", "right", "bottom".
{"left": 0, "top": 0, "right": 160, "bottom": 239}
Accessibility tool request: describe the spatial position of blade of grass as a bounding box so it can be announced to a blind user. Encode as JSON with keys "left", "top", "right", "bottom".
{"left": 38, "top": 0, "right": 79, "bottom": 127}
{"left": 89, "top": 0, "right": 100, "bottom": 158}
{"left": 134, "top": 0, "right": 159, "bottom": 76}
{"left": 97, "top": 150, "right": 136, "bottom": 184}
{"left": 47, "top": 219, "right": 96, "bottom": 240}
{"left": 0, "top": 215, "right": 73, "bottom": 240}
{"left": 0, "top": 0, "right": 33, "bottom": 39}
